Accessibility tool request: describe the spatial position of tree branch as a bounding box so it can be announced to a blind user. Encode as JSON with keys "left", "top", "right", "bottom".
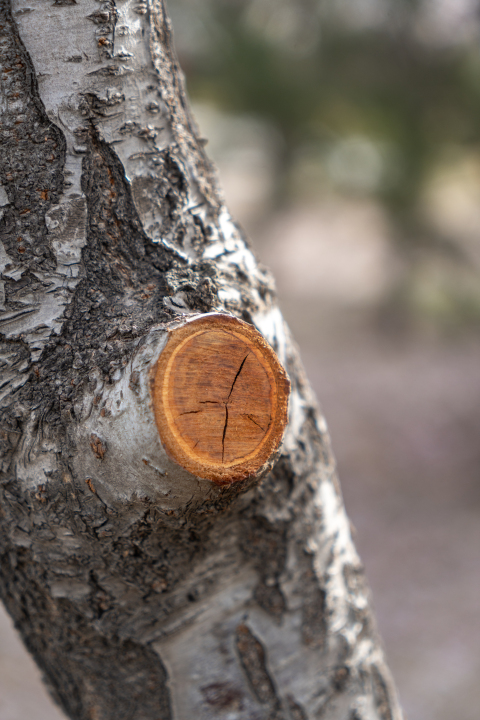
{"left": 0, "top": 1, "right": 403, "bottom": 718}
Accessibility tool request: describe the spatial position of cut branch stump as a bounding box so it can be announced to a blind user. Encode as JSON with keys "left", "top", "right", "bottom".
{"left": 152, "top": 314, "right": 290, "bottom": 485}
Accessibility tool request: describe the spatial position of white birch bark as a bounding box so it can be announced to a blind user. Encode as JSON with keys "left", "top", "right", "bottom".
{"left": 0, "top": 1, "right": 403, "bottom": 719}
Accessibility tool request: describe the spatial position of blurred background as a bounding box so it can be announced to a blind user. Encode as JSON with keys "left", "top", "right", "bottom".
{"left": 1, "top": 1, "right": 479, "bottom": 718}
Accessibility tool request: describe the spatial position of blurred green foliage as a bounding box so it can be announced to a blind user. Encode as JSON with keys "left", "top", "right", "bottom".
{"left": 170, "top": 0, "right": 480, "bottom": 326}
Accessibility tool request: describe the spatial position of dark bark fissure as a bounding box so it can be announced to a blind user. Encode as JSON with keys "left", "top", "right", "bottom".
{"left": 1, "top": 552, "right": 173, "bottom": 720}
{"left": 236, "top": 623, "right": 283, "bottom": 710}
{"left": 0, "top": 0, "right": 65, "bottom": 258}
{"left": 0, "top": 0, "right": 65, "bottom": 409}
{"left": 239, "top": 512, "right": 288, "bottom": 621}
{"left": 236, "top": 622, "right": 308, "bottom": 720}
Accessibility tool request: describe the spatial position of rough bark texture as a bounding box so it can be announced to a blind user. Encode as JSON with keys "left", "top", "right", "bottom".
{"left": 0, "top": 1, "right": 403, "bottom": 719}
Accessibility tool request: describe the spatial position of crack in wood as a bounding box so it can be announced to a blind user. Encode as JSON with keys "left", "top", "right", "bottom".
{"left": 177, "top": 354, "right": 252, "bottom": 463}
{"left": 244, "top": 414, "right": 267, "bottom": 432}
{"left": 226, "top": 353, "right": 250, "bottom": 404}
{"left": 222, "top": 353, "right": 249, "bottom": 462}
{"left": 222, "top": 404, "right": 228, "bottom": 462}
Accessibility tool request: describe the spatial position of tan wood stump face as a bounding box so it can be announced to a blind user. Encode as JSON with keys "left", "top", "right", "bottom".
{"left": 152, "top": 315, "right": 290, "bottom": 485}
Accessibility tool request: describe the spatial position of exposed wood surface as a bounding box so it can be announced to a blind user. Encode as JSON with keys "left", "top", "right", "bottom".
{"left": 152, "top": 315, "right": 290, "bottom": 484}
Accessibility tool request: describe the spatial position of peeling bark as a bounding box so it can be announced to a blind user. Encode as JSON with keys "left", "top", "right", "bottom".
{"left": 0, "top": 1, "right": 403, "bottom": 719}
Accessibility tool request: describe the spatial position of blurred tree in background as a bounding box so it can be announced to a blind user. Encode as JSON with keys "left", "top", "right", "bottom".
{"left": 168, "top": 0, "right": 480, "bottom": 329}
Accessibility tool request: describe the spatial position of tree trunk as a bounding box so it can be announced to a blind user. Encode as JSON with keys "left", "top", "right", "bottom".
{"left": 0, "top": 1, "right": 403, "bottom": 719}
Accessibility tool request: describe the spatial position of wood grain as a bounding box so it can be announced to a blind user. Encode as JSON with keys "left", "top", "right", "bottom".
{"left": 151, "top": 315, "right": 290, "bottom": 484}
